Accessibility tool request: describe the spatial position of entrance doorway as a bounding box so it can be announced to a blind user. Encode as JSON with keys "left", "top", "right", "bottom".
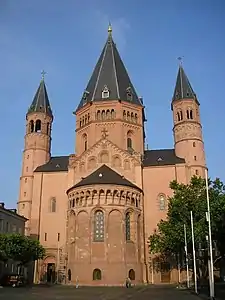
{"left": 68, "top": 269, "right": 72, "bottom": 282}
{"left": 47, "top": 263, "right": 56, "bottom": 283}
{"left": 128, "top": 269, "right": 135, "bottom": 281}
{"left": 160, "top": 262, "right": 171, "bottom": 283}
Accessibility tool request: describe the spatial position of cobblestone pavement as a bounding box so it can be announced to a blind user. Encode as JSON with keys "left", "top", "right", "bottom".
{"left": 0, "top": 285, "right": 200, "bottom": 300}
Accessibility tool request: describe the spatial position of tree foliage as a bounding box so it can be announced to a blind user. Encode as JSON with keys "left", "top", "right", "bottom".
{"left": 0, "top": 234, "right": 8, "bottom": 262}
{"left": 148, "top": 176, "right": 225, "bottom": 259}
{"left": 0, "top": 234, "right": 45, "bottom": 265}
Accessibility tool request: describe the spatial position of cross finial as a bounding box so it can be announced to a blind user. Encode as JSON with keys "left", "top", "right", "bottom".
{"left": 41, "top": 70, "right": 46, "bottom": 80}
{"left": 108, "top": 22, "right": 112, "bottom": 35}
{"left": 177, "top": 56, "right": 184, "bottom": 66}
{"left": 101, "top": 128, "right": 108, "bottom": 139}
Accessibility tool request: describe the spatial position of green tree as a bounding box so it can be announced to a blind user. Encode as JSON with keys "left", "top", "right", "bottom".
{"left": 6, "top": 234, "right": 45, "bottom": 266}
{"left": 0, "top": 234, "right": 8, "bottom": 262}
{"left": 148, "top": 176, "right": 225, "bottom": 275}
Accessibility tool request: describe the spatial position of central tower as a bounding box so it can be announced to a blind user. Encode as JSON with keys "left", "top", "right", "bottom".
{"left": 75, "top": 25, "right": 145, "bottom": 156}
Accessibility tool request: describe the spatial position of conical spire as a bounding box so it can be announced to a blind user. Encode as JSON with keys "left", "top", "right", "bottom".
{"left": 76, "top": 25, "right": 142, "bottom": 111}
{"left": 27, "top": 72, "right": 53, "bottom": 117}
{"left": 172, "top": 63, "right": 198, "bottom": 103}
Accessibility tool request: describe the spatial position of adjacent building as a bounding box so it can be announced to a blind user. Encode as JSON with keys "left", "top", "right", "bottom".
{"left": 17, "top": 25, "right": 206, "bottom": 285}
{"left": 0, "top": 202, "right": 27, "bottom": 277}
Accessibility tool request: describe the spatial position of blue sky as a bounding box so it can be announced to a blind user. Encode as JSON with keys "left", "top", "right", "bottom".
{"left": 1, "top": 0, "right": 225, "bottom": 208}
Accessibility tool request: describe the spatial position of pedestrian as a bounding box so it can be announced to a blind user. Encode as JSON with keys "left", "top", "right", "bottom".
{"left": 125, "top": 277, "right": 131, "bottom": 288}
{"left": 75, "top": 276, "right": 79, "bottom": 288}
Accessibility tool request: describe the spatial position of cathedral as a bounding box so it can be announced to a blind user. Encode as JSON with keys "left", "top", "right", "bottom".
{"left": 17, "top": 25, "right": 206, "bottom": 285}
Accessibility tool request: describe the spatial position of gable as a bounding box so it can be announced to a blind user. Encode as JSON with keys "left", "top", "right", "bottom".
{"left": 69, "top": 137, "right": 141, "bottom": 169}
{"left": 68, "top": 138, "right": 142, "bottom": 186}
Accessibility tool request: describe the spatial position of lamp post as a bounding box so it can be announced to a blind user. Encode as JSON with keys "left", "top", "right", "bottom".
{"left": 184, "top": 224, "right": 190, "bottom": 288}
{"left": 205, "top": 169, "right": 215, "bottom": 299}
{"left": 56, "top": 233, "right": 60, "bottom": 284}
{"left": 190, "top": 211, "right": 198, "bottom": 294}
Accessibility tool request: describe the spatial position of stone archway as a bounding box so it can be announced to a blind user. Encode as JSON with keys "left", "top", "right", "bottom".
{"left": 42, "top": 256, "right": 56, "bottom": 283}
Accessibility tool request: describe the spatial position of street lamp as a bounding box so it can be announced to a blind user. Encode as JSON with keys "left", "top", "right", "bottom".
{"left": 190, "top": 211, "right": 198, "bottom": 294}
{"left": 205, "top": 169, "right": 215, "bottom": 299}
{"left": 184, "top": 224, "right": 190, "bottom": 288}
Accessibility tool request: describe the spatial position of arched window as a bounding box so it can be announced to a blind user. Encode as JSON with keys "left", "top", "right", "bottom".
{"left": 127, "top": 112, "right": 130, "bottom": 121}
{"left": 128, "top": 269, "right": 135, "bottom": 280}
{"left": 83, "top": 133, "right": 87, "bottom": 151}
{"left": 93, "top": 268, "right": 101, "bottom": 280}
{"left": 134, "top": 113, "right": 138, "bottom": 123}
{"left": 127, "top": 131, "right": 133, "bottom": 150}
{"left": 177, "top": 110, "right": 183, "bottom": 121}
{"left": 131, "top": 112, "right": 134, "bottom": 122}
{"left": 29, "top": 120, "right": 34, "bottom": 133}
{"left": 50, "top": 197, "right": 56, "bottom": 213}
{"left": 187, "top": 109, "right": 193, "bottom": 120}
{"left": 111, "top": 109, "right": 115, "bottom": 119}
{"left": 158, "top": 194, "right": 166, "bottom": 211}
{"left": 125, "top": 212, "right": 131, "bottom": 241}
{"left": 93, "top": 210, "right": 104, "bottom": 241}
{"left": 97, "top": 110, "right": 101, "bottom": 120}
{"left": 106, "top": 110, "right": 111, "bottom": 119}
{"left": 180, "top": 111, "right": 183, "bottom": 120}
{"left": 123, "top": 110, "right": 126, "bottom": 120}
{"left": 127, "top": 138, "right": 132, "bottom": 149}
{"left": 35, "top": 119, "right": 41, "bottom": 132}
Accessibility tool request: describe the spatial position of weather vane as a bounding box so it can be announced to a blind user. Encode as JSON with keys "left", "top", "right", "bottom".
{"left": 41, "top": 70, "right": 46, "bottom": 80}
{"left": 177, "top": 56, "right": 184, "bottom": 65}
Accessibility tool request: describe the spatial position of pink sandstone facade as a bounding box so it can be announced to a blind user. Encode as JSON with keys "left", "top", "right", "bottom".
{"left": 17, "top": 27, "right": 206, "bottom": 285}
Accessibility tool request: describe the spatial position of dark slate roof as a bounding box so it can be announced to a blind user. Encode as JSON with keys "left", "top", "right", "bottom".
{"left": 67, "top": 164, "right": 142, "bottom": 193}
{"left": 27, "top": 79, "right": 53, "bottom": 117}
{"left": 76, "top": 26, "right": 142, "bottom": 111}
{"left": 172, "top": 64, "right": 199, "bottom": 105}
{"left": 35, "top": 156, "right": 69, "bottom": 172}
{"left": 143, "top": 149, "right": 185, "bottom": 167}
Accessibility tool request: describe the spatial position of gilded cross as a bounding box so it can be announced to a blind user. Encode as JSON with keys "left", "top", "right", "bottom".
{"left": 41, "top": 70, "right": 46, "bottom": 80}
{"left": 101, "top": 128, "right": 108, "bottom": 139}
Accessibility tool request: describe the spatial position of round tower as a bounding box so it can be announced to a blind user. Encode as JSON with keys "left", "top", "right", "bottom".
{"left": 17, "top": 74, "right": 53, "bottom": 234}
{"left": 172, "top": 62, "right": 206, "bottom": 179}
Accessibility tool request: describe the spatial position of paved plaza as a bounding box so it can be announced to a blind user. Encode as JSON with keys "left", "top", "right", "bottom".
{"left": 0, "top": 285, "right": 200, "bottom": 300}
